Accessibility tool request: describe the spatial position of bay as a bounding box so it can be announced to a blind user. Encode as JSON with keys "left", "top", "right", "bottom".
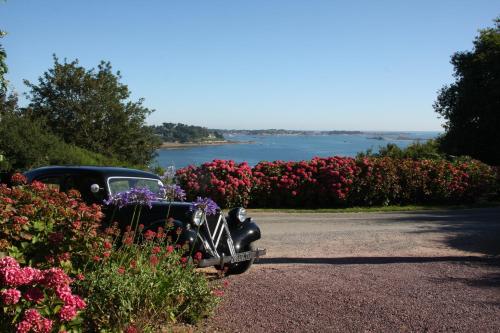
{"left": 154, "top": 131, "right": 440, "bottom": 168}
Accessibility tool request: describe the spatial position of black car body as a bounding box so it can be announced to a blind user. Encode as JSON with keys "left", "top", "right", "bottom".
{"left": 24, "top": 166, "right": 266, "bottom": 274}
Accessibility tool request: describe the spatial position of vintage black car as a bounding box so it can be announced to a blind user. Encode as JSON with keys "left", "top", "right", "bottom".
{"left": 24, "top": 166, "right": 266, "bottom": 274}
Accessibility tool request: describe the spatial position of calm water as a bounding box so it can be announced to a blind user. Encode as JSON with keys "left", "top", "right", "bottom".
{"left": 155, "top": 132, "right": 440, "bottom": 168}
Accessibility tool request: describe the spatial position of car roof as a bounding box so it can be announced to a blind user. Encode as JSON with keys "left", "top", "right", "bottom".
{"left": 24, "top": 166, "right": 160, "bottom": 181}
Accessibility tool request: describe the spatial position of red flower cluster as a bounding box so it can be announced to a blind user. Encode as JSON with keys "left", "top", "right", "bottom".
{"left": 0, "top": 174, "right": 104, "bottom": 268}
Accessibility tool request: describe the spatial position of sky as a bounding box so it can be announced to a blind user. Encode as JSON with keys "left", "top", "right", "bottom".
{"left": 1, "top": 1, "right": 499, "bottom": 131}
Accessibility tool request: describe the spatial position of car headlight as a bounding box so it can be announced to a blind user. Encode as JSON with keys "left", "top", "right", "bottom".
{"left": 229, "top": 207, "right": 247, "bottom": 224}
{"left": 237, "top": 207, "right": 247, "bottom": 223}
{"left": 192, "top": 209, "right": 204, "bottom": 227}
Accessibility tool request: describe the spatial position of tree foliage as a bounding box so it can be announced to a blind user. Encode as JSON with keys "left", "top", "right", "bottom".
{"left": 23, "top": 56, "right": 160, "bottom": 166}
{"left": 357, "top": 140, "right": 444, "bottom": 160}
{"left": 0, "top": 112, "right": 126, "bottom": 171}
{"left": 151, "top": 122, "right": 225, "bottom": 143}
{"left": 434, "top": 18, "right": 500, "bottom": 165}
{"left": 0, "top": 30, "right": 7, "bottom": 94}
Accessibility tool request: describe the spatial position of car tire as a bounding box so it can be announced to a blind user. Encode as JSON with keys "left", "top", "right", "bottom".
{"left": 226, "top": 243, "right": 255, "bottom": 275}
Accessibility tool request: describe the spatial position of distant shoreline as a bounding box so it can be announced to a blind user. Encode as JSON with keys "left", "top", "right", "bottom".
{"left": 159, "top": 140, "right": 253, "bottom": 150}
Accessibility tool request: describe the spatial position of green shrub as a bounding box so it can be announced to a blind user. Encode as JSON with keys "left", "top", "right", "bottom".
{"left": 357, "top": 139, "right": 445, "bottom": 160}
{"left": 0, "top": 114, "right": 127, "bottom": 171}
{"left": 80, "top": 236, "right": 219, "bottom": 331}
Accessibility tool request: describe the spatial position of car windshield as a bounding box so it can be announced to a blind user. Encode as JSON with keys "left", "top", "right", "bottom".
{"left": 107, "top": 177, "right": 164, "bottom": 197}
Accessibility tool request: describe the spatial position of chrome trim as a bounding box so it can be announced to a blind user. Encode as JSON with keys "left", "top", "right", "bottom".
{"left": 198, "top": 212, "right": 237, "bottom": 259}
{"left": 106, "top": 176, "right": 164, "bottom": 196}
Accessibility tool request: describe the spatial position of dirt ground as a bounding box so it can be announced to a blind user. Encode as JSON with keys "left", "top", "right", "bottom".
{"left": 201, "top": 207, "right": 500, "bottom": 332}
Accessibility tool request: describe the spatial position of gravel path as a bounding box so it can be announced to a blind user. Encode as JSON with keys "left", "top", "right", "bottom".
{"left": 202, "top": 207, "right": 500, "bottom": 332}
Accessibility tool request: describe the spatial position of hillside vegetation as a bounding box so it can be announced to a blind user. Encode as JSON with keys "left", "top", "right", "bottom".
{"left": 152, "top": 122, "right": 225, "bottom": 143}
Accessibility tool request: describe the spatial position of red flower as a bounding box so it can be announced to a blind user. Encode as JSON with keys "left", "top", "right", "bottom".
{"left": 103, "top": 241, "right": 112, "bottom": 249}
{"left": 125, "top": 325, "right": 139, "bottom": 333}
{"left": 194, "top": 252, "right": 203, "bottom": 261}
{"left": 144, "top": 230, "right": 156, "bottom": 241}
{"left": 150, "top": 255, "right": 159, "bottom": 266}
{"left": 152, "top": 246, "right": 161, "bottom": 254}
{"left": 11, "top": 173, "right": 27, "bottom": 185}
{"left": 212, "top": 289, "right": 224, "bottom": 297}
{"left": 117, "top": 267, "right": 126, "bottom": 275}
{"left": 166, "top": 245, "right": 174, "bottom": 254}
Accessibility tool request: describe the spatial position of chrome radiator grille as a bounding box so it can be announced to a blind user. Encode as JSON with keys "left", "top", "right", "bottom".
{"left": 198, "top": 213, "right": 236, "bottom": 258}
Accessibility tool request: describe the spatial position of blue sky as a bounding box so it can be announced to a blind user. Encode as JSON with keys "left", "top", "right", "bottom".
{"left": 1, "top": 1, "right": 498, "bottom": 131}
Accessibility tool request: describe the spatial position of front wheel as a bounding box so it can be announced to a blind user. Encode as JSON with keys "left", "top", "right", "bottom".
{"left": 226, "top": 244, "right": 255, "bottom": 275}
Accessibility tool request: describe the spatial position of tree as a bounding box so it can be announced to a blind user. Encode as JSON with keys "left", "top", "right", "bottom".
{"left": 0, "top": 30, "right": 7, "bottom": 94}
{"left": 23, "top": 56, "right": 160, "bottom": 166}
{"left": 434, "top": 18, "right": 500, "bottom": 165}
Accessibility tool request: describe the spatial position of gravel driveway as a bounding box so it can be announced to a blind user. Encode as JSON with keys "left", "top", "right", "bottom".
{"left": 202, "top": 207, "right": 500, "bottom": 332}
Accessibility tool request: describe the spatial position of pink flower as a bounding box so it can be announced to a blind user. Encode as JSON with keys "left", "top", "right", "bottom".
{"left": 1, "top": 267, "right": 32, "bottom": 287}
{"left": 23, "top": 308, "right": 42, "bottom": 322}
{"left": 16, "top": 320, "right": 32, "bottom": 333}
{"left": 166, "top": 245, "right": 174, "bottom": 253}
{"left": 0, "top": 256, "right": 20, "bottom": 269}
{"left": 117, "top": 266, "right": 125, "bottom": 274}
{"left": 152, "top": 246, "right": 161, "bottom": 254}
{"left": 43, "top": 268, "right": 71, "bottom": 288}
{"left": 59, "top": 305, "right": 78, "bottom": 322}
{"left": 1, "top": 288, "right": 21, "bottom": 305}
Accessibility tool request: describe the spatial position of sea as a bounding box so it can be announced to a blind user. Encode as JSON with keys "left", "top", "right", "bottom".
{"left": 154, "top": 131, "right": 440, "bottom": 169}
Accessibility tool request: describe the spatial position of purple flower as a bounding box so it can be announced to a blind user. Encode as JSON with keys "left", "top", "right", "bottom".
{"left": 190, "top": 197, "right": 219, "bottom": 216}
{"left": 159, "top": 184, "right": 186, "bottom": 202}
{"left": 104, "top": 187, "right": 157, "bottom": 208}
{"left": 160, "top": 166, "right": 176, "bottom": 183}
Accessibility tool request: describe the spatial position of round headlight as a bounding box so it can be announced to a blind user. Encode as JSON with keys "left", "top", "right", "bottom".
{"left": 237, "top": 207, "right": 247, "bottom": 223}
{"left": 192, "top": 209, "right": 204, "bottom": 226}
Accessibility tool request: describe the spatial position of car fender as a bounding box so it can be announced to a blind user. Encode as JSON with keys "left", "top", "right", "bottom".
{"left": 230, "top": 220, "right": 261, "bottom": 252}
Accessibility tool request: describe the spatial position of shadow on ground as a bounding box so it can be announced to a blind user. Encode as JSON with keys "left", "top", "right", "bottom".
{"left": 256, "top": 256, "right": 500, "bottom": 266}
{"left": 379, "top": 207, "right": 500, "bottom": 256}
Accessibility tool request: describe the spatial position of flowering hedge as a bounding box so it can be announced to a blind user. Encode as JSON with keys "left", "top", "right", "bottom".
{"left": 177, "top": 157, "right": 499, "bottom": 208}
{"left": 176, "top": 159, "right": 253, "bottom": 208}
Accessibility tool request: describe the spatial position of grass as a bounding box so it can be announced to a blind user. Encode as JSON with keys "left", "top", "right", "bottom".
{"left": 247, "top": 201, "right": 500, "bottom": 214}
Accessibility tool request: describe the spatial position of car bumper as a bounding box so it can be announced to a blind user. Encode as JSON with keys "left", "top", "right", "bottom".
{"left": 197, "top": 248, "right": 267, "bottom": 268}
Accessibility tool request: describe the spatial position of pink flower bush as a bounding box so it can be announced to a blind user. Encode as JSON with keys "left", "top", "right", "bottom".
{"left": 0, "top": 257, "right": 86, "bottom": 331}
{"left": 177, "top": 158, "right": 498, "bottom": 208}
{"left": 177, "top": 159, "right": 253, "bottom": 207}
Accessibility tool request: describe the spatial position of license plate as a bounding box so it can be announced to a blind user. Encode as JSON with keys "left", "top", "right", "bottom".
{"left": 231, "top": 251, "right": 252, "bottom": 263}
